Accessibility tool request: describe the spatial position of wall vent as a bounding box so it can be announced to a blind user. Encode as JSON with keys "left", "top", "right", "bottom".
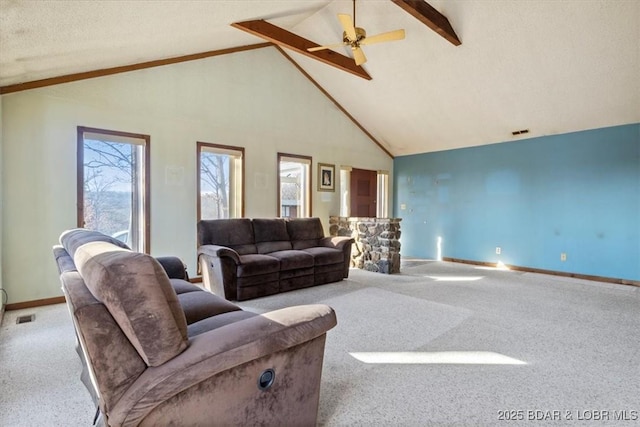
{"left": 16, "top": 314, "right": 35, "bottom": 324}
{"left": 512, "top": 129, "right": 530, "bottom": 136}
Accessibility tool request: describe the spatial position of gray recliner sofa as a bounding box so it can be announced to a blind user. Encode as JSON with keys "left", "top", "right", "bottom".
{"left": 197, "top": 217, "right": 354, "bottom": 301}
{"left": 53, "top": 228, "right": 337, "bottom": 427}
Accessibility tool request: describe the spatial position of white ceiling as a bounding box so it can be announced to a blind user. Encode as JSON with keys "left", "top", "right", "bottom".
{"left": 1, "top": 0, "right": 638, "bottom": 156}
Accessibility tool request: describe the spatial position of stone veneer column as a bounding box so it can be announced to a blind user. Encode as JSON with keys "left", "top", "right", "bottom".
{"left": 329, "top": 216, "right": 402, "bottom": 274}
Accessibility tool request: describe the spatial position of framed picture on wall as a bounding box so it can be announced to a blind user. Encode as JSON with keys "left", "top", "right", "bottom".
{"left": 318, "top": 163, "right": 335, "bottom": 192}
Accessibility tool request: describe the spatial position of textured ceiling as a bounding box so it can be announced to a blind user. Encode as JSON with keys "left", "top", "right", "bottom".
{"left": 1, "top": 0, "right": 638, "bottom": 156}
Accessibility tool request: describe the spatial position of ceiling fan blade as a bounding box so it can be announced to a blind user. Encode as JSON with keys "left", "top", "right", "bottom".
{"left": 338, "top": 13, "right": 357, "bottom": 41}
{"left": 307, "top": 42, "right": 347, "bottom": 52}
{"left": 360, "top": 29, "right": 406, "bottom": 46}
{"left": 352, "top": 46, "right": 367, "bottom": 66}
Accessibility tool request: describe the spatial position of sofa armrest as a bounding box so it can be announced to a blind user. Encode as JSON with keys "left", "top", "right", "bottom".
{"left": 108, "top": 304, "right": 337, "bottom": 426}
{"left": 53, "top": 245, "right": 77, "bottom": 274}
{"left": 320, "top": 236, "right": 354, "bottom": 278}
{"left": 197, "top": 245, "right": 240, "bottom": 264}
{"left": 198, "top": 245, "right": 240, "bottom": 299}
{"left": 319, "top": 236, "right": 354, "bottom": 250}
{"left": 155, "top": 256, "right": 188, "bottom": 280}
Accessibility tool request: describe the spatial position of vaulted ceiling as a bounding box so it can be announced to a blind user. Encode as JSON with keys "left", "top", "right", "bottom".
{"left": 1, "top": 0, "right": 638, "bottom": 157}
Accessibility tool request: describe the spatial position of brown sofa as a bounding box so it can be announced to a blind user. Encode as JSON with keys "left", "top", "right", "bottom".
{"left": 197, "top": 217, "right": 354, "bottom": 301}
{"left": 53, "top": 228, "right": 337, "bottom": 427}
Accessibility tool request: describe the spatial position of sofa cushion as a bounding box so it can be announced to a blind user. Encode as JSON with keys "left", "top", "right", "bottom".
{"left": 177, "top": 290, "right": 242, "bottom": 325}
{"left": 253, "top": 218, "right": 293, "bottom": 254}
{"left": 286, "top": 218, "right": 325, "bottom": 250}
{"left": 198, "top": 219, "right": 257, "bottom": 255}
{"left": 170, "top": 279, "right": 202, "bottom": 295}
{"left": 237, "top": 254, "right": 280, "bottom": 277}
{"left": 302, "top": 247, "right": 344, "bottom": 266}
{"left": 74, "top": 241, "right": 188, "bottom": 367}
{"left": 267, "top": 250, "right": 314, "bottom": 271}
{"left": 187, "top": 310, "right": 259, "bottom": 337}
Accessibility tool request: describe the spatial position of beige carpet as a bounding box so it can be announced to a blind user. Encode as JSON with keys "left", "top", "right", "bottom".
{"left": 1, "top": 261, "right": 639, "bottom": 426}
{"left": 0, "top": 303, "right": 94, "bottom": 426}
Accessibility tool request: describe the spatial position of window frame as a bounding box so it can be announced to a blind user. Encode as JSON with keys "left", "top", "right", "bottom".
{"left": 277, "top": 152, "right": 312, "bottom": 218}
{"left": 196, "top": 141, "right": 245, "bottom": 220}
{"left": 77, "top": 126, "right": 151, "bottom": 253}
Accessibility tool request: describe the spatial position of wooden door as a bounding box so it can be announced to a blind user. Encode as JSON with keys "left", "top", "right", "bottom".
{"left": 350, "top": 168, "right": 377, "bottom": 217}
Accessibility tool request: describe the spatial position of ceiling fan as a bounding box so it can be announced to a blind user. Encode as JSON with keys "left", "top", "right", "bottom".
{"left": 307, "top": 0, "right": 405, "bottom": 66}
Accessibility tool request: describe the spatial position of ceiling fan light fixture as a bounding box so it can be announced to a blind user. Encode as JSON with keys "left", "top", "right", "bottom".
{"left": 343, "top": 28, "right": 366, "bottom": 45}
{"left": 309, "top": 0, "right": 405, "bottom": 66}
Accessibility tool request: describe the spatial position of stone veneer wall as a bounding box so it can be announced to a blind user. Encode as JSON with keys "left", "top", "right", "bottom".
{"left": 329, "top": 216, "right": 402, "bottom": 274}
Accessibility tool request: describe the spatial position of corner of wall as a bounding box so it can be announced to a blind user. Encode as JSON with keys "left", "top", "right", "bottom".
{"left": 0, "top": 93, "right": 4, "bottom": 322}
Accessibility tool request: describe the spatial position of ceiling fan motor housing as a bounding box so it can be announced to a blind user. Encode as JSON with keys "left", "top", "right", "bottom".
{"left": 343, "top": 27, "right": 366, "bottom": 45}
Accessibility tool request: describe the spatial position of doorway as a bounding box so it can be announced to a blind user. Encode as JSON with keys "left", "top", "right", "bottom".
{"left": 350, "top": 168, "right": 377, "bottom": 217}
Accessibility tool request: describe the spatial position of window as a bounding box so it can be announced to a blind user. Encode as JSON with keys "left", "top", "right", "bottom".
{"left": 278, "top": 153, "right": 312, "bottom": 218}
{"left": 340, "top": 166, "right": 351, "bottom": 216}
{"left": 197, "top": 142, "right": 244, "bottom": 220}
{"left": 77, "top": 126, "right": 150, "bottom": 253}
{"left": 377, "top": 170, "right": 389, "bottom": 218}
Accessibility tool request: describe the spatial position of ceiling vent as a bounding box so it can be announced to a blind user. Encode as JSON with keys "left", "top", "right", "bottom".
{"left": 512, "top": 129, "right": 530, "bottom": 136}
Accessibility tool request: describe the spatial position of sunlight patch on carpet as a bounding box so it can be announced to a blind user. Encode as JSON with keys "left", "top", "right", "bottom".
{"left": 426, "top": 275, "right": 484, "bottom": 281}
{"left": 321, "top": 288, "right": 472, "bottom": 356}
{"left": 349, "top": 351, "right": 527, "bottom": 365}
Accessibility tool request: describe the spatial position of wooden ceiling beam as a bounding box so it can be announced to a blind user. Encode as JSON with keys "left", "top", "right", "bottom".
{"left": 0, "top": 43, "right": 272, "bottom": 94}
{"left": 231, "top": 20, "right": 372, "bottom": 80}
{"left": 391, "top": 0, "right": 461, "bottom": 46}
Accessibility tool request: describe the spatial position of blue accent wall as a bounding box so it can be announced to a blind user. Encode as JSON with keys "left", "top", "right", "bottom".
{"left": 394, "top": 124, "right": 640, "bottom": 281}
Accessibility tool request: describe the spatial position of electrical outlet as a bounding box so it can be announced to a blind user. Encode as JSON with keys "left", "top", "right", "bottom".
{"left": 560, "top": 253, "right": 567, "bottom": 261}
{"left": 495, "top": 247, "right": 501, "bottom": 255}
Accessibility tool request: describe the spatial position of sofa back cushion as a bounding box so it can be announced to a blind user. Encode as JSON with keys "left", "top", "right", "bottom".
{"left": 198, "top": 219, "right": 257, "bottom": 255}
{"left": 286, "top": 218, "right": 325, "bottom": 249}
{"left": 74, "top": 241, "right": 188, "bottom": 366}
{"left": 60, "top": 228, "right": 130, "bottom": 259}
{"left": 253, "top": 218, "right": 293, "bottom": 254}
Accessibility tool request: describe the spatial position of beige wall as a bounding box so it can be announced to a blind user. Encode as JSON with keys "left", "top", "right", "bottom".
{"left": 0, "top": 47, "right": 392, "bottom": 304}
